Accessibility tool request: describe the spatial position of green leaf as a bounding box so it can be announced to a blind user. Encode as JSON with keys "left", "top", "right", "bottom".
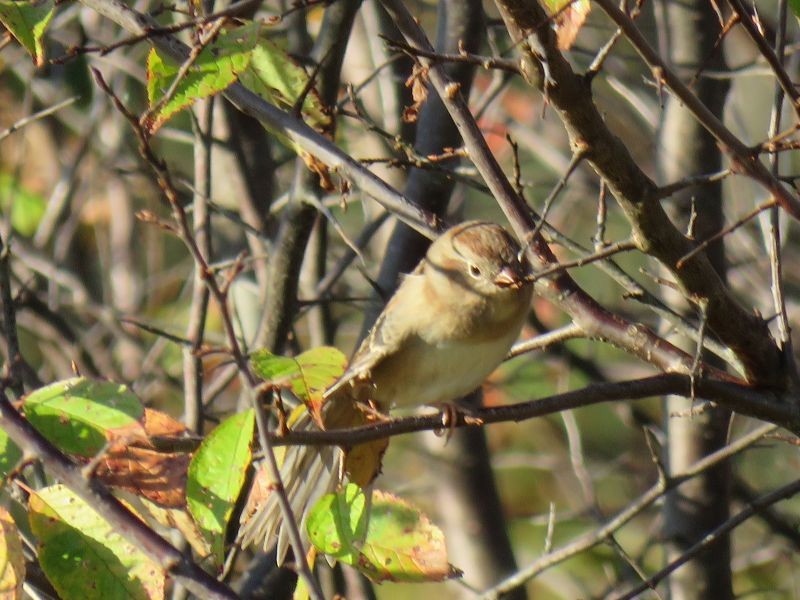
{"left": 144, "top": 22, "right": 261, "bottom": 133}
{"left": 29, "top": 485, "right": 164, "bottom": 600}
{"left": 186, "top": 409, "right": 255, "bottom": 565}
{"left": 306, "top": 482, "right": 368, "bottom": 560}
{"left": 790, "top": 0, "right": 800, "bottom": 20}
{"left": 250, "top": 346, "right": 347, "bottom": 409}
{"left": 306, "top": 483, "right": 461, "bottom": 583}
{"left": 23, "top": 378, "right": 145, "bottom": 456}
{"left": 0, "top": 173, "right": 46, "bottom": 236}
{"left": 0, "top": 428, "right": 22, "bottom": 480}
{"left": 0, "top": 0, "right": 54, "bottom": 66}
{"left": 239, "top": 37, "right": 331, "bottom": 133}
{"left": 238, "top": 36, "right": 332, "bottom": 177}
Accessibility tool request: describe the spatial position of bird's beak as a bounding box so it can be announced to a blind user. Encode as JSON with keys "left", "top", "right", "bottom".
{"left": 494, "top": 264, "right": 527, "bottom": 289}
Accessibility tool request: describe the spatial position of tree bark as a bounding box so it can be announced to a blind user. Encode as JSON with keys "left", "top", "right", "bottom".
{"left": 657, "top": 0, "right": 733, "bottom": 596}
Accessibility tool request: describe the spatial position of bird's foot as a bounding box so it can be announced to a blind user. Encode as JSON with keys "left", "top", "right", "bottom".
{"left": 434, "top": 403, "right": 484, "bottom": 442}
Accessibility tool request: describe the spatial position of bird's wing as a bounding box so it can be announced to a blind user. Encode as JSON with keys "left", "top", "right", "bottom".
{"left": 323, "top": 273, "right": 421, "bottom": 399}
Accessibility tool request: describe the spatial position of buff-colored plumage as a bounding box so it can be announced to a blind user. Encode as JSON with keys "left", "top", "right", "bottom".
{"left": 239, "top": 221, "right": 533, "bottom": 560}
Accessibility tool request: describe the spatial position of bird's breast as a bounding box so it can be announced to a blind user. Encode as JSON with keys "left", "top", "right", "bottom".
{"left": 368, "top": 321, "right": 522, "bottom": 409}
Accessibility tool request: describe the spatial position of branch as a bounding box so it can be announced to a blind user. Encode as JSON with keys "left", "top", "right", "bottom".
{"left": 270, "top": 374, "right": 800, "bottom": 448}
{"left": 0, "top": 96, "right": 78, "bottom": 142}
{"left": 0, "top": 234, "right": 39, "bottom": 394}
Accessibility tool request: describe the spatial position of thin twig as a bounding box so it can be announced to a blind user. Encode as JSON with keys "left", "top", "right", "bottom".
{"left": 764, "top": 0, "right": 795, "bottom": 370}
{"left": 655, "top": 169, "right": 732, "bottom": 200}
{"left": 530, "top": 239, "right": 638, "bottom": 283}
{"left": 508, "top": 323, "right": 585, "bottom": 358}
{"left": 183, "top": 99, "right": 214, "bottom": 434}
{"left": 530, "top": 147, "right": 587, "bottom": 242}
{"left": 676, "top": 199, "right": 778, "bottom": 269}
{"left": 0, "top": 97, "right": 79, "bottom": 142}
{"left": 383, "top": 35, "right": 521, "bottom": 74}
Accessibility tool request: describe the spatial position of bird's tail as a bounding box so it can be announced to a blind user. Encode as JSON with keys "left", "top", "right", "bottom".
{"left": 237, "top": 391, "right": 387, "bottom": 563}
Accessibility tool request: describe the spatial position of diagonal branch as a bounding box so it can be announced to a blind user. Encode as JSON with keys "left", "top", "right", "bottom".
{"left": 594, "top": 0, "right": 800, "bottom": 216}
{"left": 490, "top": 0, "right": 786, "bottom": 386}
{"left": 482, "top": 423, "right": 780, "bottom": 599}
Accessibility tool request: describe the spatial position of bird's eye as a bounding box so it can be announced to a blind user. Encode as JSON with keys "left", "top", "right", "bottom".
{"left": 468, "top": 264, "right": 482, "bottom": 278}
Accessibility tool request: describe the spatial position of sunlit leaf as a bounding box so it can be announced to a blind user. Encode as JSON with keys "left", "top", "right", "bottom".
{"left": 23, "top": 378, "right": 145, "bottom": 457}
{"left": 251, "top": 346, "right": 347, "bottom": 415}
{"left": 0, "top": 173, "right": 47, "bottom": 236}
{"left": 238, "top": 35, "right": 333, "bottom": 186}
{"left": 238, "top": 36, "right": 331, "bottom": 133}
{"left": 0, "top": 507, "right": 24, "bottom": 599}
{"left": 187, "top": 409, "right": 255, "bottom": 565}
{"left": 306, "top": 483, "right": 461, "bottom": 583}
{"left": 144, "top": 22, "right": 260, "bottom": 133}
{"left": 0, "top": 0, "right": 54, "bottom": 66}
{"left": 29, "top": 485, "right": 164, "bottom": 600}
{"left": 0, "top": 428, "right": 22, "bottom": 480}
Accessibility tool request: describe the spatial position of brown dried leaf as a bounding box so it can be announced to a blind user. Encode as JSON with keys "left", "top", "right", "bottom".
{"left": 143, "top": 408, "right": 188, "bottom": 438}
{"left": 403, "top": 64, "right": 429, "bottom": 123}
{"left": 240, "top": 461, "right": 275, "bottom": 524}
{"left": 0, "top": 507, "right": 24, "bottom": 599}
{"left": 93, "top": 445, "right": 190, "bottom": 508}
{"left": 324, "top": 389, "right": 388, "bottom": 487}
{"left": 554, "top": 0, "right": 591, "bottom": 50}
{"left": 302, "top": 151, "right": 334, "bottom": 191}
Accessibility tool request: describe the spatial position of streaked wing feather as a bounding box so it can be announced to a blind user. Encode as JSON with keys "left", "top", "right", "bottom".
{"left": 323, "top": 286, "right": 413, "bottom": 399}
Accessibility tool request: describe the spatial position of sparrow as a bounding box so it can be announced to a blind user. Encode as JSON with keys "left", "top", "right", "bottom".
{"left": 239, "top": 220, "right": 533, "bottom": 560}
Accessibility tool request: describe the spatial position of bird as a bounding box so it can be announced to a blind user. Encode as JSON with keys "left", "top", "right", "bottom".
{"left": 238, "top": 220, "right": 534, "bottom": 561}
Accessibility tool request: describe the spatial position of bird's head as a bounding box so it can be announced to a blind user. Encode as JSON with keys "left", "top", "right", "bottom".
{"left": 426, "top": 221, "right": 532, "bottom": 297}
